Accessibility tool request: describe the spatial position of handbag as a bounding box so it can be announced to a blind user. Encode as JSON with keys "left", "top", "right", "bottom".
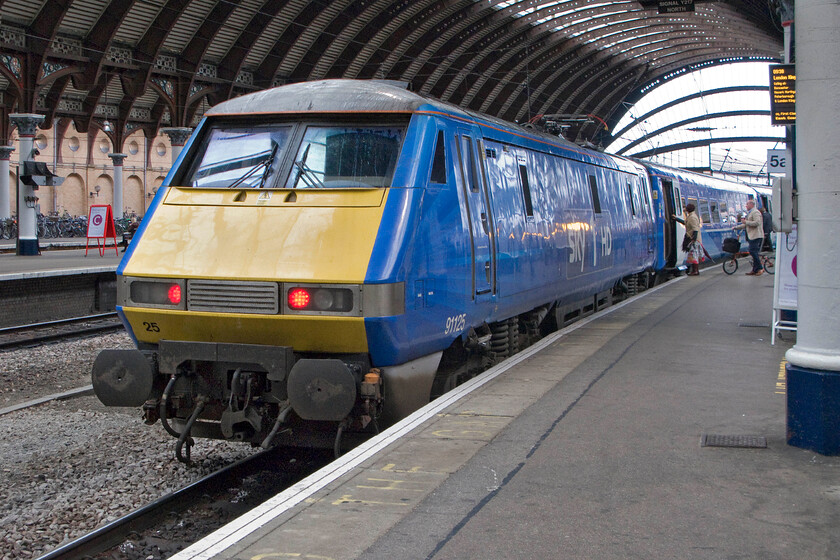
{"left": 681, "top": 233, "right": 692, "bottom": 252}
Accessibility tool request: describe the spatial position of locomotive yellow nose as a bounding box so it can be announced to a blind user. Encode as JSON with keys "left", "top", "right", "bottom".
{"left": 124, "top": 187, "right": 387, "bottom": 282}
{"left": 119, "top": 186, "right": 390, "bottom": 353}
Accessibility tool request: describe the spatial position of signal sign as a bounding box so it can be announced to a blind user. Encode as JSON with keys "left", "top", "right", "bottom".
{"left": 658, "top": 0, "right": 694, "bottom": 13}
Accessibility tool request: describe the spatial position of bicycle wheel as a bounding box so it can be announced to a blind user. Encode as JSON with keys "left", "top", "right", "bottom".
{"left": 763, "top": 256, "right": 775, "bottom": 275}
{"left": 722, "top": 256, "right": 738, "bottom": 275}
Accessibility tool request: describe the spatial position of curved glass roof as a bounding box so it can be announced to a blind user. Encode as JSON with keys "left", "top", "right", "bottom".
{"left": 605, "top": 62, "right": 786, "bottom": 184}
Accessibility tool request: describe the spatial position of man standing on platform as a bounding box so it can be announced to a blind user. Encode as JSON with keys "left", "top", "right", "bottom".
{"left": 735, "top": 199, "right": 764, "bottom": 276}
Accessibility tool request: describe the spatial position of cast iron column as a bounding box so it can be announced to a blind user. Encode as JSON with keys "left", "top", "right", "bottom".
{"left": 108, "top": 153, "right": 127, "bottom": 218}
{"left": 0, "top": 146, "right": 14, "bottom": 220}
{"left": 160, "top": 127, "right": 193, "bottom": 167}
{"left": 10, "top": 113, "right": 44, "bottom": 256}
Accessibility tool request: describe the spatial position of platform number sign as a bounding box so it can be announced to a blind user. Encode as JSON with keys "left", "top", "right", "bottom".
{"left": 767, "top": 149, "right": 791, "bottom": 177}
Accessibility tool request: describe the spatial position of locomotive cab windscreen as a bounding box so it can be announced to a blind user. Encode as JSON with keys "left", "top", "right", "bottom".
{"left": 181, "top": 121, "right": 406, "bottom": 190}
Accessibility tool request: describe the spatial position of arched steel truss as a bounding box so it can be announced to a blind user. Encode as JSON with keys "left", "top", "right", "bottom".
{"left": 0, "top": 0, "right": 783, "bottom": 154}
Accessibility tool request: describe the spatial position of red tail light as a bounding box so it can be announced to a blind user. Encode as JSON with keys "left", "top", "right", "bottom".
{"left": 167, "top": 284, "right": 182, "bottom": 305}
{"left": 288, "top": 288, "right": 311, "bottom": 309}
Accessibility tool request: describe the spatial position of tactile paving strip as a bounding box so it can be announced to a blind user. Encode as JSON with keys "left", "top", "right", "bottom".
{"left": 700, "top": 434, "right": 767, "bottom": 448}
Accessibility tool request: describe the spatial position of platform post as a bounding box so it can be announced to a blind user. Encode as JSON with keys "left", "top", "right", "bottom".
{"left": 9, "top": 113, "right": 45, "bottom": 256}
{"left": 0, "top": 146, "right": 14, "bottom": 220}
{"left": 786, "top": 2, "right": 840, "bottom": 455}
{"left": 160, "top": 127, "right": 192, "bottom": 167}
{"left": 108, "top": 153, "right": 127, "bottom": 219}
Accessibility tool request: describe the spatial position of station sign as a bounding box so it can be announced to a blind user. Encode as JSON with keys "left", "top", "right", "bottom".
{"left": 770, "top": 64, "right": 796, "bottom": 125}
{"left": 658, "top": 0, "right": 694, "bottom": 13}
{"left": 767, "top": 149, "right": 791, "bottom": 176}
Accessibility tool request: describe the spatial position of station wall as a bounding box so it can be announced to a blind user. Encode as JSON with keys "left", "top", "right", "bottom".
{"left": 3, "top": 121, "right": 174, "bottom": 219}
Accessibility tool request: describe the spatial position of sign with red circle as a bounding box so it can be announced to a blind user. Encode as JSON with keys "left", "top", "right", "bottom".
{"left": 85, "top": 204, "right": 118, "bottom": 256}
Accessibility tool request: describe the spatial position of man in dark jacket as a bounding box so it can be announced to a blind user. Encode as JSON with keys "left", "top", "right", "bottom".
{"left": 760, "top": 207, "right": 773, "bottom": 251}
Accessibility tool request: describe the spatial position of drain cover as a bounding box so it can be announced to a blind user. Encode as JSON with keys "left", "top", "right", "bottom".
{"left": 700, "top": 434, "right": 767, "bottom": 448}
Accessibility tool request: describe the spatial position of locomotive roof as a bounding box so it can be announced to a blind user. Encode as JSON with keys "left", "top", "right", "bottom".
{"left": 207, "top": 79, "right": 456, "bottom": 118}
{"left": 207, "top": 79, "right": 621, "bottom": 168}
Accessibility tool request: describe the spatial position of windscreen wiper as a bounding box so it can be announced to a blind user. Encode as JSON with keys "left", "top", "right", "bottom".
{"left": 227, "top": 144, "right": 278, "bottom": 189}
{"left": 292, "top": 144, "right": 326, "bottom": 189}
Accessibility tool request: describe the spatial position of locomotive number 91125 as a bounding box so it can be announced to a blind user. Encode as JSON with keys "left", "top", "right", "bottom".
{"left": 445, "top": 313, "right": 467, "bottom": 335}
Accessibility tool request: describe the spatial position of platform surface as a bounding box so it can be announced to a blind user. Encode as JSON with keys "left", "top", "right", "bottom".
{"left": 170, "top": 266, "right": 838, "bottom": 560}
{"left": 0, "top": 242, "right": 121, "bottom": 279}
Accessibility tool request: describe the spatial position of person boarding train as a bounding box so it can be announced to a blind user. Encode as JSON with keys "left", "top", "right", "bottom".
{"left": 671, "top": 203, "right": 703, "bottom": 276}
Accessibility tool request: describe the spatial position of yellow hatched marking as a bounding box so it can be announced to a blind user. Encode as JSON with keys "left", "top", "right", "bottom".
{"left": 356, "top": 478, "right": 426, "bottom": 492}
{"left": 431, "top": 416, "right": 508, "bottom": 439}
{"left": 252, "top": 554, "right": 334, "bottom": 560}
{"left": 776, "top": 359, "right": 787, "bottom": 395}
{"left": 381, "top": 463, "right": 422, "bottom": 473}
{"left": 331, "top": 494, "right": 410, "bottom": 506}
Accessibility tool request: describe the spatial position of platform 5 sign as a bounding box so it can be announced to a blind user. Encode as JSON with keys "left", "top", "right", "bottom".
{"left": 767, "top": 149, "right": 791, "bottom": 177}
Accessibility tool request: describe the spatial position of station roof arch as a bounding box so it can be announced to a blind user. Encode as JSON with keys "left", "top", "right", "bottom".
{"left": 0, "top": 0, "right": 784, "bottom": 151}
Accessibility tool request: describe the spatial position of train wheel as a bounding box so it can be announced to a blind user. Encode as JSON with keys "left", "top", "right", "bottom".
{"left": 722, "top": 257, "right": 738, "bottom": 275}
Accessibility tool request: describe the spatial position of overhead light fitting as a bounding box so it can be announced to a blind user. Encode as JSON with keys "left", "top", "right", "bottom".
{"left": 101, "top": 72, "right": 112, "bottom": 133}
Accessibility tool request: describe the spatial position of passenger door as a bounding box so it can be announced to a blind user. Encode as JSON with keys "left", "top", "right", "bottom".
{"left": 455, "top": 131, "right": 495, "bottom": 298}
{"left": 662, "top": 179, "right": 685, "bottom": 267}
{"left": 637, "top": 174, "right": 655, "bottom": 255}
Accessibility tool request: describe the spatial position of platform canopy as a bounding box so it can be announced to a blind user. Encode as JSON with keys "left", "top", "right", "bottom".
{"left": 0, "top": 0, "right": 783, "bottom": 149}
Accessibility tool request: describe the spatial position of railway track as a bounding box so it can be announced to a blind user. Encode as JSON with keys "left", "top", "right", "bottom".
{"left": 37, "top": 445, "right": 332, "bottom": 560}
{"left": 0, "top": 313, "right": 124, "bottom": 351}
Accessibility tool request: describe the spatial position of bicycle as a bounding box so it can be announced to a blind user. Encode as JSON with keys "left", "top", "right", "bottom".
{"left": 722, "top": 237, "right": 774, "bottom": 275}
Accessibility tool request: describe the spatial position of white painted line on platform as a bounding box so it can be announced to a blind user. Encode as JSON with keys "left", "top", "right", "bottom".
{"left": 169, "top": 277, "right": 682, "bottom": 560}
{"left": 0, "top": 267, "right": 117, "bottom": 281}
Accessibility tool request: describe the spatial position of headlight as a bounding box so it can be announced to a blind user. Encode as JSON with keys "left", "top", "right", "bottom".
{"left": 286, "top": 286, "right": 354, "bottom": 313}
{"left": 121, "top": 278, "right": 186, "bottom": 310}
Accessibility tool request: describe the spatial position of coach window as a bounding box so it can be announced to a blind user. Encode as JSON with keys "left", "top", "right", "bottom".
{"left": 719, "top": 201, "right": 728, "bottom": 223}
{"left": 430, "top": 131, "right": 447, "bottom": 184}
{"left": 588, "top": 175, "right": 602, "bottom": 214}
{"left": 626, "top": 182, "right": 637, "bottom": 216}
{"left": 519, "top": 160, "right": 534, "bottom": 217}
{"left": 699, "top": 199, "right": 711, "bottom": 223}
{"left": 687, "top": 197, "right": 698, "bottom": 214}
{"left": 672, "top": 184, "right": 683, "bottom": 214}
{"left": 640, "top": 179, "right": 651, "bottom": 211}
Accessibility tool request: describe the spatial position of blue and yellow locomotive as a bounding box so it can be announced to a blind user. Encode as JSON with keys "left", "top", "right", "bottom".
{"left": 92, "top": 80, "right": 762, "bottom": 459}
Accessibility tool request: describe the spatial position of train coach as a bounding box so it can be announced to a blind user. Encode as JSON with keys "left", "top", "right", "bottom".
{"left": 91, "top": 79, "right": 759, "bottom": 461}
{"left": 639, "top": 161, "right": 763, "bottom": 269}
